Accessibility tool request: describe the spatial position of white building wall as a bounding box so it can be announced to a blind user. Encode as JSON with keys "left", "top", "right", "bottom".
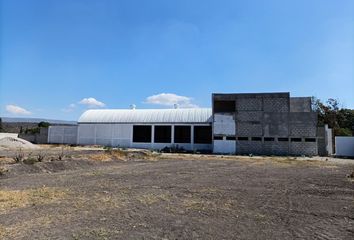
{"left": 213, "top": 114, "right": 236, "bottom": 135}
{"left": 325, "top": 125, "right": 333, "bottom": 155}
{"left": 213, "top": 114, "right": 236, "bottom": 154}
{"left": 48, "top": 126, "right": 78, "bottom": 145}
{"left": 77, "top": 123, "right": 212, "bottom": 151}
{"left": 78, "top": 124, "right": 133, "bottom": 147}
{"left": 335, "top": 137, "right": 354, "bottom": 157}
{"left": 213, "top": 138, "right": 236, "bottom": 154}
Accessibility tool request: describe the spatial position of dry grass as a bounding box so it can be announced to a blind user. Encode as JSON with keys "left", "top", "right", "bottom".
{"left": 136, "top": 193, "right": 170, "bottom": 205}
{"left": 72, "top": 227, "right": 122, "bottom": 240}
{"left": 72, "top": 192, "right": 127, "bottom": 211}
{"left": 88, "top": 153, "right": 114, "bottom": 161}
{"left": 0, "top": 166, "right": 8, "bottom": 175}
{"left": 182, "top": 196, "right": 237, "bottom": 212}
{"left": 159, "top": 153, "right": 340, "bottom": 168}
{"left": 0, "top": 186, "right": 68, "bottom": 212}
{"left": 0, "top": 156, "right": 13, "bottom": 164}
{"left": 0, "top": 215, "right": 55, "bottom": 239}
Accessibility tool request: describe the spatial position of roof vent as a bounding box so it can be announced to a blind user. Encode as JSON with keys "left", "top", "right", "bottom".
{"left": 130, "top": 104, "right": 136, "bottom": 110}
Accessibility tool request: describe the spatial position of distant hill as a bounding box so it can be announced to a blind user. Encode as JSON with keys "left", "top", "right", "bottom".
{"left": 0, "top": 117, "right": 77, "bottom": 125}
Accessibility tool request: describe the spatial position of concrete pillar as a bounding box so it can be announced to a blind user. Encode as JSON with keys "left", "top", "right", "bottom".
{"left": 171, "top": 125, "right": 175, "bottom": 144}
{"left": 151, "top": 125, "right": 155, "bottom": 148}
{"left": 191, "top": 125, "right": 194, "bottom": 150}
{"left": 94, "top": 125, "right": 97, "bottom": 145}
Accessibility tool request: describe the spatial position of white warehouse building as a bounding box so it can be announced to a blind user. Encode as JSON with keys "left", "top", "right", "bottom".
{"left": 48, "top": 92, "right": 333, "bottom": 156}
{"left": 75, "top": 108, "right": 213, "bottom": 151}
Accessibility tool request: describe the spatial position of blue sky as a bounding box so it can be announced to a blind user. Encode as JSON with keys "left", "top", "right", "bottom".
{"left": 0, "top": 0, "right": 353, "bottom": 120}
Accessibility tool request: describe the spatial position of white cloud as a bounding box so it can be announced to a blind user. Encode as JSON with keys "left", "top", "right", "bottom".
{"left": 145, "top": 93, "right": 199, "bottom": 108}
{"left": 79, "top": 98, "right": 105, "bottom": 108}
{"left": 62, "top": 103, "right": 76, "bottom": 112}
{"left": 5, "top": 105, "right": 31, "bottom": 115}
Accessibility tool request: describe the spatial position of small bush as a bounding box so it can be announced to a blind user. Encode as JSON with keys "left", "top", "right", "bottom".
{"left": 103, "top": 146, "right": 112, "bottom": 153}
{"left": 13, "top": 148, "right": 25, "bottom": 163}
{"left": 24, "top": 127, "right": 40, "bottom": 134}
{"left": 0, "top": 167, "right": 8, "bottom": 176}
{"left": 348, "top": 170, "right": 354, "bottom": 179}
{"left": 37, "top": 151, "right": 46, "bottom": 162}
{"left": 23, "top": 158, "right": 38, "bottom": 165}
{"left": 161, "top": 145, "right": 186, "bottom": 153}
{"left": 58, "top": 146, "right": 66, "bottom": 161}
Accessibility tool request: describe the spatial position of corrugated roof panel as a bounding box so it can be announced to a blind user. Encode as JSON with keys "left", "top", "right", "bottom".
{"left": 78, "top": 108, "right": 212, "bottom": 123}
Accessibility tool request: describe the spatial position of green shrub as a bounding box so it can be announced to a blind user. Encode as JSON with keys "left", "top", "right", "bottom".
{"left": 103, "top": 146, "right": 113, "bottom": 153}
{"left": 38, "top": 121, "right": 50, "bottom": 128}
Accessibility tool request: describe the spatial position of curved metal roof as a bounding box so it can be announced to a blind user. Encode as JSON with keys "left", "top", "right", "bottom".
{"left": 78, "top": 108, "right": 212, "bottom": 124}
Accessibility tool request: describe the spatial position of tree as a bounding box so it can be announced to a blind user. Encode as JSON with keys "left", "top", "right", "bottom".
{"left": 312, "top": 97, "right": 354, "bottom": 136}
{"left": 38, "top": 121, "right": 50, "bottom": 128}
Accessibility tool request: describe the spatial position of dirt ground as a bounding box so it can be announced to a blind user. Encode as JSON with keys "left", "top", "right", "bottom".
{"left": 0, "top": 147, "right": 353, "bottom": 240}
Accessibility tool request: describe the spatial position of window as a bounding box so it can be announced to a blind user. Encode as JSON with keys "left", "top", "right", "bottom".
{"left": 154, "top": 126, "right": 171, "bottom": 143}
{"left": 305, "top": 138, "right": 316, "bottom": 142}
{"left": 214, "top": 136, "right": 223, "bottom": 140}
{"left": 194, "top": 126, "right": 212, "bottom": 144}
{"left": 238, "top": 137, "right": 248, "bottom": 141}
{"left": 226, "top": 136, "right": 236, "bottom": 140}
{"left": 213, "top": 100, "right": 235, "bottom": 113}
{"left": 251, "top": 137, "right": 262, "bottom": 141}
{"left": 291, "top": 138, "right": 302, "bottom": 142}
{"left": 278, "top": 138, "right": 289, "bottom": 142}
{"left": 133, "top": 125, "right": 152, "bottom": 143}
{"left": 264, "top": 137, "right": 275, "bottom": 141}
{"left": 174, "top": 126, "right": 191, "bottom": 143}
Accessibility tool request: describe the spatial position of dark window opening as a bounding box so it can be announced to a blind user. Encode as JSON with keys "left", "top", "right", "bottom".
{"left": 194, "top": 126, "right": 212, "bottom": 144}
{"left": 305, "top": 138, "right": 316, "bottom": 142}
{"left": 174, "top": 126, "right": 191, "bottom": 143}
{"left": 226, "top": 136, "right": 236, "bottom": 140}
{"left": 251, "top": 137, "right": 262, "bottom": 141}
{"left": 291, "top": 138, "right": 302, "bottom": 142}
{"left": 278, "top": 138, "right": 289, "bottom": 142}
{"left": 214, "top": 100, "right": 236, "bottom": 113}
{"left": 133, "top": 125, "right": 152, "bottom": 143}
{"left": 154, "top": 126, "right": 171, "bottom": 143}
{"left": 264, "top": 137, "right": 275, "bottom": 141}
{"left": 214, "top": 136, "right": 223, "bottom": 140}
{"left": 238, "top": 137, "right": 248, "bottom": 141}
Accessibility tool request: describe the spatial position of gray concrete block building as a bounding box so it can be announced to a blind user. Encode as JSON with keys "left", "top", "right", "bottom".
{"left": 212, "top": 92, "right": 321, "bottom": 155}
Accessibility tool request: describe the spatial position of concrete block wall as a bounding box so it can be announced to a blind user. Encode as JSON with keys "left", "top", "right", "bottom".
{"left": 237, "top": 141, "right": 263, "bottom": 155}
{"left": 290, "top": 141, "right": 317, "bottom": 156}
{"left": 236, "top": 111, "right": 263, "bottom": 122}
{"left": 290, "top": 97, "right": 312, "bottom": 112}
{"left": 263, "top": 97, "right": 289, "bottom": 112}
{"left": 236, "top": 97, "right": 262, "bottom": 111}
{"left": 19, "top": 128, "right": 49, "bottom": 144}
{"left": 213, "top": 92, "right": 320, "bottom": 156}
{"left": 289, "top": 113, "right": 317, "bottom": 137}
{"left": 237, "top": 122, "right": 263, "bottom": 136}
{"left": 48, "top": 126, "right": 78, "bottom": 145}
{"left": 263, "top": 141, "right": 289, "bottom": 155}
{"left": 263, "top": 113, "right": 289, "bottom": 137}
